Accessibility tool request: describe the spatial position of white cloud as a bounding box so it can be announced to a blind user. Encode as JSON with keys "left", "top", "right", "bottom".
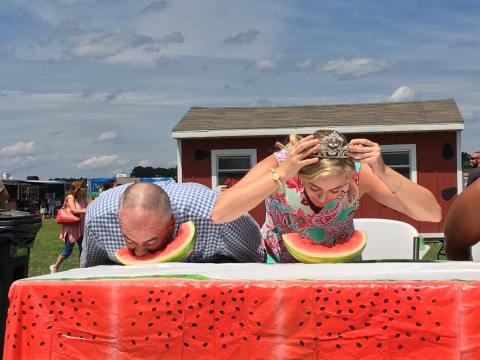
{"left": 97, "top": 130, "right": 117, "bottom": 142}
{"left": 255, "top": 58, "right": 275, "bottom": 69}
{"left": 321, "top": 58, "right": 393, "bottom": 77}
{"left": 139, "top": 160, "right": 152, "bottom": 167}
{"left": 138, "top": 1, "right": 171, "bottom": 15}
{"left": 0, "top": 141, "right": 39, "bottom": 157}
{"left": 297, "top": 59, "right": 312, "bottom": 68}
{"left": 76, "top": 155, "right": 127, "bottom": 170}
{"left": 389, "top": 86, "right": 416, "bottom": 102}
{"left": 69, "top": 31, "right": 184, "bottom": 65}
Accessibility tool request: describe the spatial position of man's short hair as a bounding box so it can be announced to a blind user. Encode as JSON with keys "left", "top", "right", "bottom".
{"left": 119, "top": 183, "right": 172, "bottom": 217}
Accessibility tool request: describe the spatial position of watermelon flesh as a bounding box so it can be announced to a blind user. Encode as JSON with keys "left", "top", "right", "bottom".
{"left": 4, "top": 275, "right": 480, "bottom": 359}
{"left": 115, "top": 221, "right": 196, "bottom": 265}
{"left": 283, "top": 230, "right": 367, "bottom": 263}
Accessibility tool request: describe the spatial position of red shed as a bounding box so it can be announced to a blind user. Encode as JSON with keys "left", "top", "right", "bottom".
{"left": 172, "top": 99, "right": 464, "bottom": 238}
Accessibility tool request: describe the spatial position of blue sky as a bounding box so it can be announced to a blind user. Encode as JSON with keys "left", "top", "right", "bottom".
{"left": 0, "top": 0, "right": 479, "bottom": 179}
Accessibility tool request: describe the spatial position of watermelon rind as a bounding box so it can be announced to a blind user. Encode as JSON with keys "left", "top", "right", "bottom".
{"left": 283, "top": 230, "right": 367, "bottom": 263}
{"left": 115, "top": 221, "right": 196, "bottom": 265}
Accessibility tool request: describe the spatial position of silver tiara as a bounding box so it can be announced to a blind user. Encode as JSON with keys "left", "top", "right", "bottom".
{"left": 316, "top": 131, "right": 349, "bottom": 159}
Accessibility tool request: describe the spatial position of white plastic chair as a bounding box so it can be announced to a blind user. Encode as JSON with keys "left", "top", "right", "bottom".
{"left": 472, "top": 244, "right": 480, "bottom": 261}
{"left": 353, "top": 218, "right": 430, "bottom": 260}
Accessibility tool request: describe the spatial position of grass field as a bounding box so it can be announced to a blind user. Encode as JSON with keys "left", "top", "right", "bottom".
{"left": 28, "top": 218, "right": 81, "bottom": 277}
{"left": 27, "top": 218, "right": 446, "bottom": 278}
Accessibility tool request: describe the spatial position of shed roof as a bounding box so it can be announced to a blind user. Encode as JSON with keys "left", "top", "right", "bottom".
{"left": 172, "top": 98, "right": 464, "bottom": 139}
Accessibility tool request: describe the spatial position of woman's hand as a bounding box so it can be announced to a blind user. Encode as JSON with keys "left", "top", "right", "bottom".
{"left": 278, "top": 135, "right": 321, "bottom": 179}
{"left": 348, "top": 138, "right": 386, "bottom": 178}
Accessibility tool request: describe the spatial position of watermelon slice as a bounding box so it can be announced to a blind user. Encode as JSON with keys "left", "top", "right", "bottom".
{"left": 4, "top": 270, "right": 480, "bottom": 359}
{"left": 283, "top": 230, "right": 367, "bottom": 263}
{"left": 115, "top": 221, "right": 196, "bottom": 265}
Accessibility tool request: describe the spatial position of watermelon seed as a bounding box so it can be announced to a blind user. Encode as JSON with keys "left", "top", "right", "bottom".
{"left": 178, "top": 325, "right": 183, "bottom": 331}
{"left": 411, "top": 306, "right": 416, "bottom": 311}
{"left": 406, "top": 332, "right": 411, "bottom": 337}
{"left": 316, "top": 289, "right": 322, "bottom": 293}
{"left": 395, "top": 333, "right": 400, "bottom": 338}
{"left": 432, "top": 299, "right": 437, "bottom": 303}
{"left": 184, "top": 342, "right": 189, "bottom": 347}
{"left": 383, "top": 298, "right": 388, "bottom": 303}
{"left": 416, "top": 296, "right": 422, "bottom": 301}
{"left": 256, "top": 335, "right": 261, "bottom": 341}
{"left": 342, "top": 317, "right": 348, "bottom": 321}
{"left": 157, "top": 332, "right": 162, "bottom": 336}
{"left": 407, "top": 315, "right": 413, "bottom": 320}
{"left": 327, "top": 332, "right": 332, "bottom": 337}
{"left": 90, "top": 300, "right": 95, "bottom": 305}
{"left": 336, "top": 290, "right": 341, "bottom": 294}
{"left": 93, "top": 321, "right": 97, "bottom": 326}
{"left": 335, "top": 300, "right": 340, "bottom": 306}
{"left": 43, "top": 295, "right": 48, "bottom": 299}
{"left": 185, "top": 293, "right": 190, "bottom": 298}
{"left": 166, "top": 302, "right": 170, "bottom": 306}
{"left": 167, "top": 310, "right": 172, "bottom": 315}
{"left": 348, "top": 309, "right": 354, "bottom": 314}
{"left": 315, "top": 296, "right": 320, "bottom": 302}
{"left": 152, "top": 307, "right": 157, "bottom": 312}
{"left": 235, "top": 307, "right": 241, "bottom": 311}
{"left": 382, "top": 309, "right": 387, "bottom": 313}
{"left": 243, "top": 336, "right": 248, "bottom": 341}
{"left": 407, "top": 296, "right": 413, "bottom": 301}
{"left": 299, "top": 340, "right": 305, "bottom": 346}
{"left": 188, "top": 305, "right": 194, "bottom": 310}
{"left": 364, "top": 336, "right": 369, "bottom": 340}
{"left": 426, "top": 310, "right": 432, "bottom": 315}
{"left": 165, "top": 344, "right": 169, "bottom": 349}
{"left": 172, "top": 318, "right": 177, "bottom": 322}
{"left": 325, "top": 315, "right": 330, "bottom": 319}
{"left": 167, "top": 333, "right": 172, "bottom": 338}
{"left": 374, "top": 292, "right": 380, "bottom": 297}
{"left": 388, "top": 317, "right": 394, "bottom": 321}
{"left": 220, "top": 333, "right": 225, "bottom": 338}
{"left": 328, "top": 288, "right": 333, "bottom": 292}
{"left": 416, "top": 322, "right": 422, "bottom": 327}
{"left": 355, "top": 292, "right": 361, "bottom": 297}
{"left": 336, "top": 310, "right": 342, "bottom": 315}
{"left": 398, "top": 344, "right": 403, "bottom": 350}
{"left": 300, "top": 299, "right": 306, "bottom": 304}
{"left": 138, "top": 312, "right": 143, "bottom": 316}
{"left": 76, "top": 322, "right": 81, "bottom": 327}
{"left": 203, "top": 343, "right": 208, "bottom": 347}
{"left": 221, "top": 301, "right": 226, "bottom": 306}
{"left": 395, "top": 300, "right": 401, "bottom": 305}
{"left": 364, "top": 322, "right": 370, "bottom": 327}
{"left": 306, "top": 311, "right": 311, "bottom": 315}
{"left": 323, "top": 297, "right": 329, "bottom": 302}
{"left": 192, "top": 323, "right": 198, "bottom": 327}
{"left": 131, "top": 321, "right": 136, "bottom": 326}
{"left": 347, "top": 299, "right": 352, "bottom": 304}
{"left": 320, "top": 306, "right": 326, "bottom": 311}
{"left": 149, "top": 290, "right": 154, "bottom": 294}
{"left": 208, "top": 325, "right": 214, "bottom": 330}
{"left": 240, "top": 322, "right": 245, "bottom": 327}
{"left": 12, "top": 345, "right": 16, "bottom": 350}
{"left": 148, "top": 322, "right": 153, "bottom": 327}
{"left": 230, "top": 332, "right": 234, "bottom": 337}
{"left": 316, "top": 322, "right": 322, "bottom": 327}
{"left": 22, "top": 326, "right": 26, "bottom": 330}
{"left": 214, "top": 318, "right": 219, "bottom": 322}
{"left": 298, "top": 321, "right": 304, "bottom": 327}
{"left": 359, "top": 304, "right": 366, "bottom": 309}
{"left": 58, "top": 343, "right": 63, "bottom": 349}
{"left": 40, "top": 341, "right": 45, "bottom": 346}
{"left": 382, "top": 325, "right": 388, "bottom": 330}
{"left": 222, "top": 344, "right": 227, "bottom": 349}
{"left": 177, "top": 300, "right": 182, "bottom": 305}
{"left": 349, "top": 325, "right": 355, "bottom": 331}
{"left": 394, "top": 310, "right": 400, "bottom": 314}
{"left": 156, "top": 316, "right": 160, "bottom": 320}
{"left": 208, "top": 310, "right": 214, "bottom": 314}
{"left": 231, "top": 297, "right": 237, "bottom": 302}
{"left": 210, "top": 300, "right": 215, "bottom": 305}
{"left": 156, "top": 298, "right": 161, "bottom": 303}
{"left": 370, "top": 301, "right": 375, "bottom": 306}
{"left": 31, "top": 323, "right": 36, "bottom": 327}
{"left": 256, "top": 321, "right": 262, "bottom": 327}
{"left": 356, "top": 343, "right": 362, "bottom": 348}
{"left": 436, "top": 336, "right": 441, "bottom": 342}
{"left": 436, "top": 321, "right": 441, "bottom": 326}
{"left": 377, "top": 343, "right": 382, "bottom": 348}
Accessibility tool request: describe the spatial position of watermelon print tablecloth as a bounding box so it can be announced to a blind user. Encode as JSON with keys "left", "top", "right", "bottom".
{"left": 3, "top": 262, "right": 480, "bottom": 359}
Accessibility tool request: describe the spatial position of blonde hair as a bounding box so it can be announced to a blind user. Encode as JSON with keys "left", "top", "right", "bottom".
{"left": 277, "top": 130, "right": 355, "bottom": 182}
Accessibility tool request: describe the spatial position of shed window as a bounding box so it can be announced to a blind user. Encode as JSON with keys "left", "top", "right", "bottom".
{"left": 211, "top": 149, "right": 257, "bottom": 189}
{"left": 380, "top": 144, "right": 417, "bottom": 182}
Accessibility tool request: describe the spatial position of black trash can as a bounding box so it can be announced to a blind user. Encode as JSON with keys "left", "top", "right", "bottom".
{"left": 0, "top": 209, "right": 42, "bottom": 357}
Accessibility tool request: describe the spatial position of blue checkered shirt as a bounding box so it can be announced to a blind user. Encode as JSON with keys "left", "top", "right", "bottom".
{"left": 80, "top": 182, "right": 265, "bottom": 267}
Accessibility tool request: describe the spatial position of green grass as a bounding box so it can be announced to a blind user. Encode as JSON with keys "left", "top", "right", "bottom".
{"left": 28, "top": 218, "right": 81, "bottom": 277}
{"left": 27, "top": 219, "right": 446, "bottom": 278}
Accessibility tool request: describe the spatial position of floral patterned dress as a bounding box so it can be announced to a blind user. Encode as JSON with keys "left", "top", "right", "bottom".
{"left": 261, "top": 150, "right": 360, "bottom": 263}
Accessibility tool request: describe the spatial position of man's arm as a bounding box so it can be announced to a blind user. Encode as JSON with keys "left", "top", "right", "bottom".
{"left": 80, "top": 220, "right": 109, "bottom": 267}
{"left": 444, "top": 179, "right": 480, "bottom": 260}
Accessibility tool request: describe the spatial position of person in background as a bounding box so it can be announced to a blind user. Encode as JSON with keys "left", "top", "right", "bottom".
{"left": 444, "top": 178, "right": 480, "bottom": 260}
{"left": 102, "top": 181, "right": 115, "bottom": 192}
{"left": 0, "top": 179, "right": 9, "bottom": 208}
{"left": 212, "top": 130, "right": 442, "bottom": 263}
{"left": 466, "top": 151, "right": 480, "bottom": 187}
{"left": 48, "top": 195, "right": 56, "bottom": 218}
{"left": 50, "top": 180, "right": 87, "bottom": 273}
{"left": 39, "top": 201, "right": 47, "bottom": 219}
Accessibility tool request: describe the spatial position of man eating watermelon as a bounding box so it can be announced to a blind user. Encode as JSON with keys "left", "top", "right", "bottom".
{"left": 80, "top": 182, "right": 265, "bottom": 267}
